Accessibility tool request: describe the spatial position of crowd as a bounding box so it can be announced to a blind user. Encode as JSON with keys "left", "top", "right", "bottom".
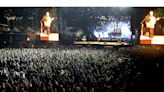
{"left": 0, "top": 45, "right": 162, "bottom": 92}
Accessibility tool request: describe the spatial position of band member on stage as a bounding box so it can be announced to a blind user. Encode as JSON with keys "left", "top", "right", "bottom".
{"left": 144, "top": 11, "right": 160, "bottom": 38}
{"left": 40, "top": 12, "right": 54, "bottom": 35}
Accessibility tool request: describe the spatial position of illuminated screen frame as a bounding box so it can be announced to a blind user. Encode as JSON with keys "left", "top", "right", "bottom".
{"left": 40, "top": 32, "right": 59, "bottom": 41}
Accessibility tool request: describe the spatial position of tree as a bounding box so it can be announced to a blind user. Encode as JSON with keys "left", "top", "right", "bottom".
{"left": 3, "top": 9, "right": 14, "bottom": 27}
{"left": 154, "top": 8, "right": 164, "bottom": 17}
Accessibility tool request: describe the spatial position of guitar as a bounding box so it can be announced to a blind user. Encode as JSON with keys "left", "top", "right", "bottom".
{"left": 140, "top": 16, "right": 164, "bottom": 35}
{"left": 145, "top": 16, "right": 164, "bottom": 28}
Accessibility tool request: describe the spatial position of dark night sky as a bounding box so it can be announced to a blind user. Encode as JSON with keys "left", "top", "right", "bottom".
{"left": 0, "top": 7, "right": 157, "bottom": 30}
{"left": 59, "top": 7, "right": 156, "bottom": 30}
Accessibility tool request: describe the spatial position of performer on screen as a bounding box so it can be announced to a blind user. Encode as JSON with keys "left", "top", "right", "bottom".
{"left": 40, "top": 12, "right": 54, "bottom": 35}
{"left": 142, "top": 11, "right": 160, "bottom": 38}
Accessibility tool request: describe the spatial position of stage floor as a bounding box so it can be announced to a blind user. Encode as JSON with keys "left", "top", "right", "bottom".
{"left": 74, "top": 41, "right": 129, "bottom": 46}
{"left": 140, "top": 35, "right": 164, "bottom": 45}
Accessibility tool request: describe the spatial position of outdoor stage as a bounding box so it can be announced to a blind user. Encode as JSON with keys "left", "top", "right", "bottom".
{"left": 140, "top": 35, "right": 164, "bottom": 45}
{"left": 74, "top": 41, "right": 129, "bottom": 46}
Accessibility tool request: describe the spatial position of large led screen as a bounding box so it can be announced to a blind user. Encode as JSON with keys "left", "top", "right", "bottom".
{"left": 92, "top": 16, "right": 131, "bottom": 42}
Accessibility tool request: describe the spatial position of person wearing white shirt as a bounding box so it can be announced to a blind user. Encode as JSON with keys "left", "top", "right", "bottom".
{"left": 40, "top": 12, "right": 54, "bottom": 35}
{"left": 145, "top": 11, "right": 160, "bottom": 38}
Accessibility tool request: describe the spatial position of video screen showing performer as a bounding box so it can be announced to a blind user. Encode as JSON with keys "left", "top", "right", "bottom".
{"left": 40, "top": 11, "right": 55, "bottom": 35}
{"left": 141, "top": 11, "right": 160, "bottom": 38}
{"left": 140, "top": 10, "right": 164, "bottom": 45}
{"left": 40, "top": 11, "right": 59, "bottom": 41}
